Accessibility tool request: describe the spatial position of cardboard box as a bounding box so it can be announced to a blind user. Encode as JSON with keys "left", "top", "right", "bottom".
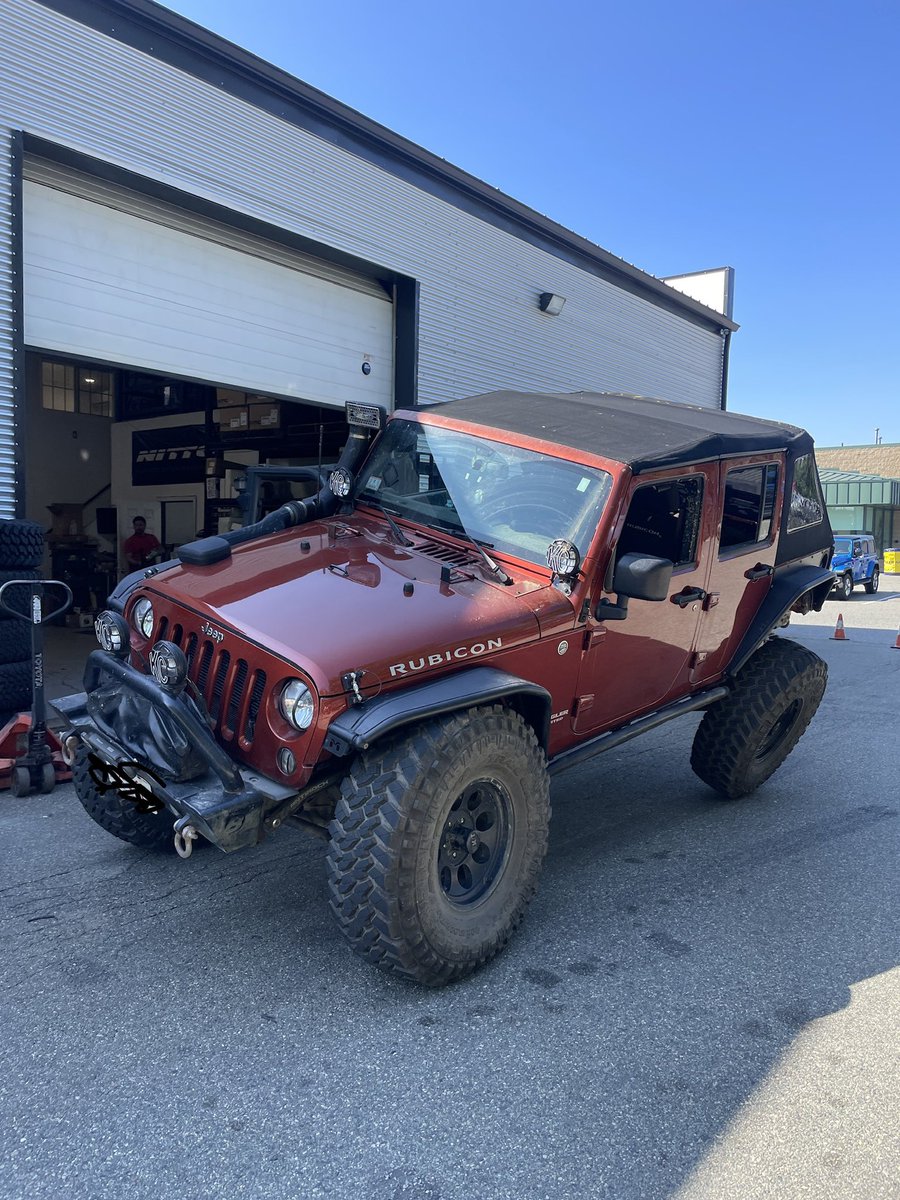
{"left": 212, "top": 406, "right": 249, "bottom": 431}
{"left": 46, "top": 502, "right": 85, "bottom": 539}
{"left": 248, "top": 402, "right": 281, "bottom": 430}
{"left": 215, "top": 387, "right": 248, "bottom": 408}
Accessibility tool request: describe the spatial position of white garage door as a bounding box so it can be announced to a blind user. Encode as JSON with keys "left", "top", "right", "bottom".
{"left": 21, "top": 163, "right": 394, "bottom": 411}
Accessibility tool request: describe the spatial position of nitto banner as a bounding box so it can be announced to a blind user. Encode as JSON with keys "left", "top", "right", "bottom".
{"left": 132, "top": 426, "right": 207, "bottom": 485}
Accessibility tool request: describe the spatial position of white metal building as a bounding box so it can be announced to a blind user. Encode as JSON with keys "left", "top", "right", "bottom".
{"left": 0, "top": 0, "right": 736, "bottom": 568}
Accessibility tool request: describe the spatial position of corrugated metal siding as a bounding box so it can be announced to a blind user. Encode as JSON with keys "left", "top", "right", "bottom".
{"left": 0, "top": 0, "right": 724, "bottom": 420}
{"left": 0, "top": 132, "right": 17, "bottom": 517}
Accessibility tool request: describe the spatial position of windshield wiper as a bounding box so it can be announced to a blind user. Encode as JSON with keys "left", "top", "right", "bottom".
{"left": 368, "top": 499, "right": 413, "bottom": 548}
{"left": 453, "top": 528, "right": 513, "bottom": 586}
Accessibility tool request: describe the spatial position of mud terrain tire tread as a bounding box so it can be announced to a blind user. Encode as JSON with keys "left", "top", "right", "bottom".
{"left": 0, "top": 520, "right": 45, "bottom": 569}
{"left": 690, "top": 637, "right": 827, "bottom": 800}
{"left": 326, "top": 705, "right": 550, "bottom": 986}
{"left": 72, "top": 746, "right": 174, "bottom": 850}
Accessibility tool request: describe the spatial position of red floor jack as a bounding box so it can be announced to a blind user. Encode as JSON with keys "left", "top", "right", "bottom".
{"left": 0, "top": 579, "right": 74, "bottom": 796}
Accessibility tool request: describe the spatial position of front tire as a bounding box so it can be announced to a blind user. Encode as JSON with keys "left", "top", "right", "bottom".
{"left": 72, "top": 747, "right": 173, "bottom": 850}
{"left": 839, "top": 573, "right": 853, "bottom": 600}
{"left": 326, "top": 706, "right": 550, "bottom": 986}
{"left": 864, "top": 567, "right": 879, "bottom": 594}
{"left": 690, "top": 637, "right": 827, "bottom": 799}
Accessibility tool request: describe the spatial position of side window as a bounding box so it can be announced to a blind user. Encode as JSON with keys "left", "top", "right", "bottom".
{"left": 617, "top": 476, "right": 704, "bottom": 569}
{"left": 787, "top": 453, "right": 825, "bottom": 530}
{"left": 853, "top": 540, "right": 862, "bottom": 557}
{"left": 720, "top": 463, "right": 779, "bottom": 553}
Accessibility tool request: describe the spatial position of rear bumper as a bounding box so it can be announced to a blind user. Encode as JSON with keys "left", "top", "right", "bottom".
{"left": 52, "top": 651, "right": 295, "bottom": 852}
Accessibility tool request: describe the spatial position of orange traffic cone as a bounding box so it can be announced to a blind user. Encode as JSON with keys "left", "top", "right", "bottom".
{"left": 891, "top": 625, "right": 900, "bottom": 650}
{"left": 830, "top": 613, "right": 848, "bottom": 641}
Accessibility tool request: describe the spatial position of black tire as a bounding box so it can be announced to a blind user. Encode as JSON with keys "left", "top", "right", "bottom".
{"left": 0, "top": 570, "right": 41, "bottom": 621}
{"left": 0, "top": 660, "right": 32, "bottom": 712}
{"left": 326, "top": 705, "right": 551, "bottom": 986}
{"left": 0, "top": 620, "right": 31, "bottom": 665}
{"left": 839, "top": 573, "right": 853, "bottom": 600}
{"left": 691, "top": 637, "right": 827, "bottom": 800}
{"left": 11, "top": 766, "right": 32, "bottom": 797}
{"left": 0, "top": 520, "right": 44, "bottom": 570}
{"left": 72, "top": 746, "right": 174, "bottom": 850}
{"left": 864, "top": 568, "right": 879, "bottom": 594}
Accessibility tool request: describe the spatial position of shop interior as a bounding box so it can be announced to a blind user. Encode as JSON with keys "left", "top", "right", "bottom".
{"left": 24, "top": 351, "right": 348, "bottom": 629}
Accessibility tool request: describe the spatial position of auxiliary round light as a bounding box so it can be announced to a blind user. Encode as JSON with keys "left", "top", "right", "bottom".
{"left": 277, "top": 747, "right": 296, "bottom": 776}
{"left": 329, "top": 467, "right": 354, "bottom": 499}
{"left": 546, "top": 539, "right": 580, "bottom": 578}
{"left": 148, "top": 640, "right": 188, "bottom": 691}
{"left": 132, "top": 597, "right": 155, "bottom": 639}
{"left": 94, "top": 610, "right": 130, "bottom": 656}
{"left": 279, "top": 680, "right": 314, "bottom": 731}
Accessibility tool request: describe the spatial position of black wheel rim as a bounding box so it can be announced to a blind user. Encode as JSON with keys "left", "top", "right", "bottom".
{"left": 438, "top": 779, "right": 511, "bottom": 905}
{"left": 756, "top": 699, "right": 803, "bottom": 760}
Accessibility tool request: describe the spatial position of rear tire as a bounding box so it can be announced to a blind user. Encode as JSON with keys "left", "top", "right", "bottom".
{"left": 72, "top": 747, "right": 173, "bottom": 850}
{"left": 690, "top": 637, "right": 827, "bottom": 799}
{"left": 864, "top": 567, "right": 879, "bottom": 594}
{"left": 326, "top": 706, "right": 550, "bottom": 985}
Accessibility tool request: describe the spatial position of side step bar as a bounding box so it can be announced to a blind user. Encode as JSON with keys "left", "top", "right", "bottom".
{"left": 548, "top": 686, "right": 729, "bottom": 777}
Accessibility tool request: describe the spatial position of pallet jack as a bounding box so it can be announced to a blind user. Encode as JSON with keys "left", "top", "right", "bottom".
{"left": 0, "top": 579, "right": 73, "bottom": 796}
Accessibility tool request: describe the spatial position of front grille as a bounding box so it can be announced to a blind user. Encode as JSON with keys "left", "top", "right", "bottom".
{"left": 157, "top": 626, "right": 263, "bottom": 745}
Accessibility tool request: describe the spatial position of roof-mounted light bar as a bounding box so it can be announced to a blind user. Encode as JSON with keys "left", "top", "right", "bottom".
{"left": 345, "top": 401, "right": 386, "bottom": 431}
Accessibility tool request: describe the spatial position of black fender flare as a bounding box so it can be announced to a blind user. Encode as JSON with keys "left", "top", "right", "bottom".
{"left": 729, "top": 564, "right": 834, "bottom": 676}
{"left": 323, "top": 667, "right": 552, "bottom": 757}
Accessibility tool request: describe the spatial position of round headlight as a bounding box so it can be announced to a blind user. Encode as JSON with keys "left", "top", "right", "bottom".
{"left": 546, "top": 539, "right": 581, "bottom": 578}
{"left": 94, "top": 610, "right": 129, "bottom": 655}
{"left": 132, "top": 597, "right": 155, "bottom": 638}
{"left": 329, "top": 467, "right": 353, "bottom": 499}
{"left": 279, "top": 680, "right": 314, "bottom": 731}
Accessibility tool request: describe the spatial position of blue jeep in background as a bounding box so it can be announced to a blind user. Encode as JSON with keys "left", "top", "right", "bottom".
{"left": 830, "top": 533, "right": 879, "bottom": 599}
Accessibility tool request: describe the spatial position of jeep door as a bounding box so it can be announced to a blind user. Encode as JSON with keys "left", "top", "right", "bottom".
{"left": 690, "top": 456, "right": 782, "bottom": 682}
{"left": 573, "top": 465, "right": 718, "bottom": 734}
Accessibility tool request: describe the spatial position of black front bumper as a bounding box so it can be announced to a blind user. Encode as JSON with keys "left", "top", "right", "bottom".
{"left": 52, "top": 651, "right": 295, "bottom": 853}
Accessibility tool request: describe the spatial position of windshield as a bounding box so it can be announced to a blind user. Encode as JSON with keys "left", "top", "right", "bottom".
{"left": 355, "top": 419, "right": 613, "bottom": 569}
{"left": 832, "top": 538, "right": 852, "bottom": 556}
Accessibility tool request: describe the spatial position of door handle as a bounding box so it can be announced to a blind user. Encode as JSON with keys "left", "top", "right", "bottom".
{"left": 744, "top": 564, "right": 774, "bottom": 581}
{"left": 671, "top": 587, "right": 707, "bottom": 608}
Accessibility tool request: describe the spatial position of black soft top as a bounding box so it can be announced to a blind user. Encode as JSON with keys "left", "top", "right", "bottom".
{"left": 428, "top": 391, "right": 813, "bottom": 473}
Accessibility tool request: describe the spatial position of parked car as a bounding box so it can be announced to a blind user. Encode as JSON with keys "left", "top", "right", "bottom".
{"left": 829, "top": 533, "right": 879, "bottom": 599}
{"left": 53, "top": 393, "right": 835, "bottom": 985}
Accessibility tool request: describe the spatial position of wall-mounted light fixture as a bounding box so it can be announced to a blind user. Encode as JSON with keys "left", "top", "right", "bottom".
{"left": 539, "top": 292, "right": 566, "bottom": 316}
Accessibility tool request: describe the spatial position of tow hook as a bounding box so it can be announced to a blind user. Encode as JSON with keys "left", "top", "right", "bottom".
{"left": 173, "top": 816, "right": 199, "bottom": 859}
{"left": 60, "top": 734, "right": 80, "bottom": 766}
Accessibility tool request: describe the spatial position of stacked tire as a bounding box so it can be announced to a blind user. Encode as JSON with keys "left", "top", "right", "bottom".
{"left": 0, "top": 520, "right": 46, "bottom": 728}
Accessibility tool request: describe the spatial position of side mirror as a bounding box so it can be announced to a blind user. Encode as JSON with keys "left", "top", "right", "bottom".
{"left": 613, "top": 552, "right": 674, "bottom": 601}
{"left": 595, "top": 552, "right": 674, "bottom": 621}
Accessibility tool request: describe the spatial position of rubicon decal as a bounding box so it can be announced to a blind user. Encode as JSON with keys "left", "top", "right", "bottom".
{"left": 389, "top": 638, "right": 502, "bottom": 677}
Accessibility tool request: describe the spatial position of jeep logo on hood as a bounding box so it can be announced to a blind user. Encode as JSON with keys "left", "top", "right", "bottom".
{"left": 389, "top": 638, "right": 502, "bottom": 677}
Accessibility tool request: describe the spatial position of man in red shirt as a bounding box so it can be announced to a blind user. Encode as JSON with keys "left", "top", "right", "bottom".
{"left": 122, "top": 516, "right": 162, "bottom": 570}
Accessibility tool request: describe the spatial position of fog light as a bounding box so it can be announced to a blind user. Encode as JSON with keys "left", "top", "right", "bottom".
{"left": 94, "top": 610, "right": 129, "bottom": 655}
{"left": 546, "top": 538, "right": 580, "bottom": 577}
{"left": 148, "top": 640, "right": 188, "bottom": 691}
{"left": 277, "top": 747, "right": 296, "bottom": 776}
{"left": 329, "top": 467, "right": 354, "bottom": 499}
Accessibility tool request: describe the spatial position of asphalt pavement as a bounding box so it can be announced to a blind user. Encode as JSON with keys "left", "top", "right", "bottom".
{"left": 1, "top": 625, "right": 898, "bottom": 1200}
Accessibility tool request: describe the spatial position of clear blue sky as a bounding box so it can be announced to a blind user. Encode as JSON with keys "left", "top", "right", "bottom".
{"left": 160, "top": 0, "right": 898, "bottom": 448}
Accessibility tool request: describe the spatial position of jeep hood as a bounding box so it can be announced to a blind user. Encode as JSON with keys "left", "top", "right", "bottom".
{"left": 146, "top": 518, "right": 552, "bottom": 696}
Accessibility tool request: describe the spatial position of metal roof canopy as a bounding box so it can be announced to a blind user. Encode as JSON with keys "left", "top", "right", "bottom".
{"left": 819, "top": 469, "right": 900, "bottom": 508}
{"left": 420, "top": 390, "right": 811, "bottom": 473}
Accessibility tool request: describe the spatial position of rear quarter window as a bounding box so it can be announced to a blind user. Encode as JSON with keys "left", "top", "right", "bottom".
{"left": 787, "top": 454, "right": 826, "bottom": 531}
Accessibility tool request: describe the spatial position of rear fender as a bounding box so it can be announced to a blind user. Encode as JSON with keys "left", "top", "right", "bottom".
{"left": 729, "top": 565, "right": 834, "bottom": 676}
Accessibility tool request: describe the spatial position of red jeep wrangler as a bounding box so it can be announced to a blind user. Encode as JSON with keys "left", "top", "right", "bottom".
{"left": 54, "top": 393, "right": 835, "bottom": 985}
